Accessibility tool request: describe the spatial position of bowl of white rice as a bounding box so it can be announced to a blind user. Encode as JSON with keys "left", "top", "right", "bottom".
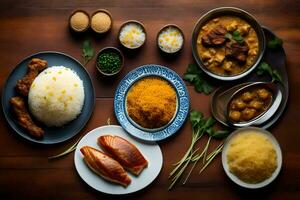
{"left": 157, "top": 24, "right": 184, "bottom": 54}
{"left": 28, "top": 66, "right": 85, "bottom": 127}
{"left": 119, "top": 20, "right": 146, "bottom": 49}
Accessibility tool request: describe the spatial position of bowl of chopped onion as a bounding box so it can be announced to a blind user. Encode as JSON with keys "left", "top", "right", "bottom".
{"left": 118, "top": 20, "right": 147, "bottom": 50}
{"left": 157, "top": 24, "right": 184, "bottom": 54}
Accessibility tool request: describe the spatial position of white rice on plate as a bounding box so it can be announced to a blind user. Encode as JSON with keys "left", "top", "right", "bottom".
{"left": 28, "top": 66, "right": 85, "bottom": 127}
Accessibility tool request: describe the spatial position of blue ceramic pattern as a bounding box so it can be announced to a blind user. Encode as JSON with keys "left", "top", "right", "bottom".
{"left": 1, "top": 51, "right": 95, "bottom": 144}
{"left": 114, "top": 64, "right": 190, "bottom": 142}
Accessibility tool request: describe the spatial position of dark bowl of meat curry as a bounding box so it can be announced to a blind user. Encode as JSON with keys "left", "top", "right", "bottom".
{"left": 192, "top": 7, "right": 266, "bottom": 81}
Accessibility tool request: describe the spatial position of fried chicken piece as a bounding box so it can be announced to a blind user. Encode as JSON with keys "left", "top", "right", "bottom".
{"left": 16, "top": 58, "right": 47, "bottom": 96}
{"left": 10, "top": 96, "right": 44, "bottom": 138}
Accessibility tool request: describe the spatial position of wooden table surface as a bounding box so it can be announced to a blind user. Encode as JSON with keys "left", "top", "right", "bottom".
{"left": 1, "top": 0, "right": 300, "bottom": 199}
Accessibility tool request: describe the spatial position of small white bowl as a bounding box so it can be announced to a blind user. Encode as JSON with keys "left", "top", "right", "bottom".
{"left": 222, "top": 127, "right": 282, "bottom": 189}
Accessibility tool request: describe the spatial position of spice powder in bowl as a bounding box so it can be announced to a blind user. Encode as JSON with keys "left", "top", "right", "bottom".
{"left": 91, "top": 10, "right": 112, "bottom": 33}
{"left": 69, "top": 10, "right": 90, "bottom": 32}
{"left": 126, "top": 77, "right": 177, "bottom": 129}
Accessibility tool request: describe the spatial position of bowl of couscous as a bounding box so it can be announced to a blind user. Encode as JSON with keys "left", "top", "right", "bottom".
{"left": 222, "top": 127, "right": 282, "bottom": 189}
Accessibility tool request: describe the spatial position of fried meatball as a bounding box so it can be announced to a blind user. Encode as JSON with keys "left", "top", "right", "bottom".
{"left": 241, "top": 92, "right": 254, "bottom": 102}
{"left": 231, "top": 99, "right": 246, "bottom": 110}
{"left": 241, "top": 108, "right": 256, "bottom": 121}
{"left": 229, "top": 111, "right": 241, "bottom": 122}
{"left": 257, "top": 89, "right": 271, "bottom": 100}
{"left": 248, "top": 100, "right": 264, "bottom": 110}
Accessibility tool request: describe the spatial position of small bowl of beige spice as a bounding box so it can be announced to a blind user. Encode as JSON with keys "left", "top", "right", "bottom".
{"left": 69, "top": 10, "right": 90, "bottom": 33}
{"left": 91, "top": 9, "right": 112, "bottom": 34}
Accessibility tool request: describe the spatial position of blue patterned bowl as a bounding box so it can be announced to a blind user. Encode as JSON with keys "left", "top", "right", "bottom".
{"left": 114, "top": 64, "right": 190, "bottom": 142}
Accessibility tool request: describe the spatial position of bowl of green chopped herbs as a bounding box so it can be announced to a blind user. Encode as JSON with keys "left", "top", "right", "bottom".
{"left": 96, "top": 47, "right": 124, "bottom": 76}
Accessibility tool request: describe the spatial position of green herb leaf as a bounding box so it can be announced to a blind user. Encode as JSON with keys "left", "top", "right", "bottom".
{"left": 232, "top": 31, "right": 244, "bottom": 43}
{"left": 189, "top": 110, "right": 203, "bottom": 127}
{"left": 183, "top": 73, "right": 198, "bottom": 82}
{"left": 211, "top": 130, "right": 230, "bottom": 139}
{"left": 272, "top": 70, "right": 283, "bottom": 83}
{"left": 258, "top": 62, "right": 273, "bottom": 75}
{"left": 256, "top": 62, "right": 283, "bottom": 84}
{"left": 194, "top": 79, "right": 204, "bottom": 93}
{"left": 256, "top": 68, "right": 264, "bottom": 75}
{"left": 206, "top": 128, "right": 229, "bottom": 139}
{"left": 206, "top": 127, "right": 215, "bottom": 136}
{"left": 82, "top": 40, "right": 94, "bottom": 66}
{"left": 183, "top": 64, "right": 214, "bottom": 95}
{"left": 186, "top": 63, "right": 201, "bottom": 74}
{"left": 225, "top": 33, "right": 232, "bottom": 40}
{"left": 202, "top": 82, "right": 214, "bottom": 95}
{"left": 203, "top": 117, "right": 216, "bottom": 129}
{"left": 267, "top": 36, "right": 283, "bottom": 50}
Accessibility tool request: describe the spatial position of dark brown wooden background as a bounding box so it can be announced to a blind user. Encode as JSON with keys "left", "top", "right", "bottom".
{"left": 0, "top": 0, "right": 299, "bottom": 199}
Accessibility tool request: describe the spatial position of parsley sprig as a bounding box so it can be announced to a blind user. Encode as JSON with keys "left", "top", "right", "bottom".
{"left": 168, "top": 110, "right": 229, "bottom": 190}
{"left": 225, "top": 30, "right": 244, "bottom": 44}
{"left": 267, "top": 36, "right": 283, "bottom": 50}
{"left": 257, "top": 62, "right": 283, "bottom": 84}
{"left": 183, "top": 64, "right": 214, "bottom": 95}
{"left": 82, "top": 40, "right": 94, "bottom": 66}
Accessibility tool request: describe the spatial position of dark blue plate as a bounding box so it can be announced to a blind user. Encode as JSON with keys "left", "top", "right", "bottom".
{"left": 114, "top": 64, "right": 190, "bottom": 142}
{"left": 1, "top": 51, "right": 95, "bottom": 144}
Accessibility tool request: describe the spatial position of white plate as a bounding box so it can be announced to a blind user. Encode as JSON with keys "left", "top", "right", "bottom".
{"left": 222, "top": 127, "right": 282, "bottom": 189}
{"left": 74, "top": 125, "right": 163, "bottom": 194}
